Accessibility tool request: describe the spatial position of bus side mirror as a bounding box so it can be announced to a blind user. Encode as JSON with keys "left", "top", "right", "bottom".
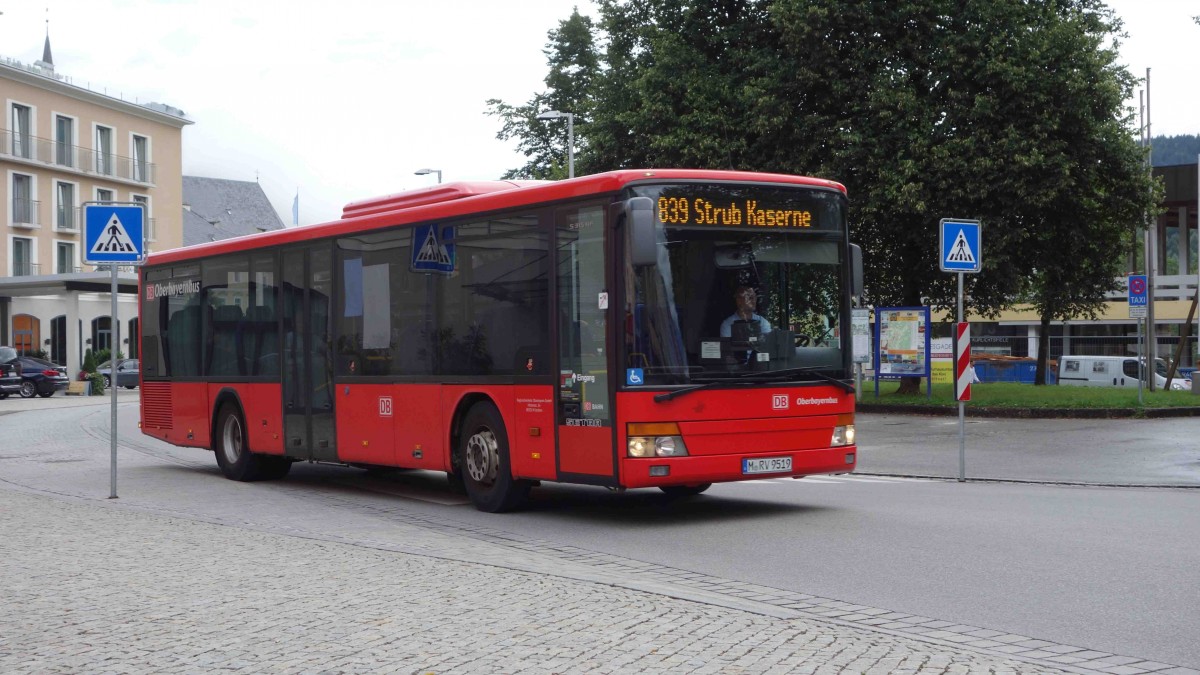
{"left": 849, "top": 243, "right": 864, "bottom": 299}
{"left": 625, "top": 197, "right": 657, "bottom": 267}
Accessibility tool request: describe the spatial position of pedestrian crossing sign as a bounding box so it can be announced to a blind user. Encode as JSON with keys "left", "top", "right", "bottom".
{"left": 939, "top": 219, "right": 981, "bottom": 273}
{"left": 84, "top": 203, "right": 145, "bottom": 264}
{"left": 410, "top": 223, "right": 455, "bottom": 274}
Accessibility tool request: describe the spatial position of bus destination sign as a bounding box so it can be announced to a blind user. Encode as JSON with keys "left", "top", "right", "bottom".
{"left": 657, "top": 196, "right": 813, "bottom": 229}
{"left": 635, "top": 183, "right": 842, "bottom": 232}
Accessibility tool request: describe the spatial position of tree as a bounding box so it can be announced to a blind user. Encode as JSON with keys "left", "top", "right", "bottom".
{"left": 999, "top": 3, "right": 1161, "bottom": 384}
{"left": 1151, "top": 134, "right": 1200, "bottom": 166}
{"left": 486, "top": 9, "right": 599, "bottom": 179}
{"left": 499, "top": 0, "right": 1155, "bottom": 391}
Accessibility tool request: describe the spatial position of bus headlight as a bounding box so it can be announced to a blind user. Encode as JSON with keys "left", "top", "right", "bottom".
{"left": 627, "top": 423, "right": 689, "bottom": 458}
{"left": 654, "top": 436, "right": 688, "bottom": 457}
{"left": 628, "top": 437, "right": 654, "bottom": 458}
{"left": 831, "top": 425, "right": 855, "bottom": 446}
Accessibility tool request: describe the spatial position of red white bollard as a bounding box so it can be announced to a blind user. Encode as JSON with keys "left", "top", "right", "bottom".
{"left": 955, "top": 322, "right": 971, "bottom": 402}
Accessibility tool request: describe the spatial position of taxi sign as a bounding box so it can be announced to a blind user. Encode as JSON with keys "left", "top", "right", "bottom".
{"left": 1128, "top": 274, "right": 1148, "bottom": 318}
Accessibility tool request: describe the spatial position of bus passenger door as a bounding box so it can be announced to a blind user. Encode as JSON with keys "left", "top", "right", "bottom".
{"left": 282, "top": 245, "right": 337, "bottom": 462}
{"left": 555, "top": 204, "right": 615, "bottom": 481}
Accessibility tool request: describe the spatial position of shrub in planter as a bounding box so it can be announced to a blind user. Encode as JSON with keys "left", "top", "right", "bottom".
{"left": 88, "top": 372, "right": 106, "bottom": 396}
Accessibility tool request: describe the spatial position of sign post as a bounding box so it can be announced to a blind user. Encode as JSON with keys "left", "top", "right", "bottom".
{"left": 84, "top": 202, "right": 146, "bottom": 499}
{"left": 940, "top": 218, "right": 981, "bottom": 482}
{"left": 851, "top": 308, "right": 871, "bottom": 400}
{"left": 1128, "top": 274, "right": 1148, "bottom": 405}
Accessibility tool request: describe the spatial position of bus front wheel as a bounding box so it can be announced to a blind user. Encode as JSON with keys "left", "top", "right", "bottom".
{"left": 459, "top": 402, "right": 529, "bottom": 513}
{"left": 214, "top": 402, "right": 291, "bottom": 482}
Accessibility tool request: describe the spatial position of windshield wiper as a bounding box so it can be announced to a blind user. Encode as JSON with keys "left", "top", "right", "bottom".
{"left": 653, "top": 365, "right": 854, "bottom": 403}
{"left": 738, "top": 365, "right": 856, "bottom": 394}
{"left": 653, "top": 379, "right": 757, "bottom": 403}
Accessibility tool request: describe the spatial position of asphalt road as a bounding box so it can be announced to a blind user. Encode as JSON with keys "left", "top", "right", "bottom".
{"left": 455, "top": 476, "right": 1200, "bottom": 669}
{"left": 855, "top": 412, "right": 1200, "bottom": 485}
{"left": 3, "top": 396, "right": 1198, "bottom": 670}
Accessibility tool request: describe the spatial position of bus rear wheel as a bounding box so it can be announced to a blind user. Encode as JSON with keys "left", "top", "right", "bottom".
{"left": 659, "top": 483, "right": 712, "bottom": 498}
{"left": 459, "top": 402, "right": 529, "bottom": 513}
{"left": 214, "top": 402, "right": 291, "bottom": 482}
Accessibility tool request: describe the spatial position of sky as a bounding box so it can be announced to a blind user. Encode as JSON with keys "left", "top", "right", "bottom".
{"left": 1, "top": 0, "right": 1195, "bottom": 227}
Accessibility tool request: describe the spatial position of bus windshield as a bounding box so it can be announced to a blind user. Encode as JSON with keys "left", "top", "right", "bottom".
{"left": 623, "top": 183, "right": 849, "bottom": 386}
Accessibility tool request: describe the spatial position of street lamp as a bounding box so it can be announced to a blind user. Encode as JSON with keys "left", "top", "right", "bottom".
{"left": 414, "top": 168, "right": 442, "bottom": 184}
{"left": 536, "top": 110, "right": 574, "bottom": 178}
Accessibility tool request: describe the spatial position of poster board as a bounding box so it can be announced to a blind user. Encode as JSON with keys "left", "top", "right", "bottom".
{"left": 874, "top": 306, "right": 931, "bottom": 378}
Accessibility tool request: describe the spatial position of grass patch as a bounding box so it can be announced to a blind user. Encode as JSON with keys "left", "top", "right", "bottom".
{"left": 861, "top": 381, "right": 1200, "bottom": 409}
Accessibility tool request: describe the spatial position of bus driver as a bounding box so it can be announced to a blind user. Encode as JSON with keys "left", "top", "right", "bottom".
{"left": 719, "top": 285, "right": 772, "bottom": 338}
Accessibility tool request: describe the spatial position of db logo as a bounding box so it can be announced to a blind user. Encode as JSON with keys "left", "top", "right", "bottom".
{"left": 145, "top": 286, "right": 155, "bottom": 301}
{"left": 772, "top": 394, "right": 789, "bottom": 410}
{"left": 379, "top": 396, "right": 393, "bottom": 417}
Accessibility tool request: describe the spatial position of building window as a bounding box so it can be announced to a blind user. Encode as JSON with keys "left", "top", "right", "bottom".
{"left": 132, "top": 134, "right": 149, "bottom": 182}
{"left": 13, "top": 174, "right": 36, "bottom": 225}
{"left": 13, "top": 314, "right": 40, "bottom": 355}
{"left": 96, "top": 188, "right": 114, "bottom": 203}
{"left": 51, "top": 315, "right": 67, "bottom": 365}
{"left": 56, "top": 242, "right": 76, "bottom": 274}
{"left": 11, "top": 104, "right": 32, "bottom": 159}
{"left": 91, "top": 316, "right": 113, "bottom": 354}
{"left": 12, "top": 237, "right": 35, "bottom": 276}
{"left": 95, "top": 125, "right": 114, "bottom": 175}
{"left": 56, "top": 182, "right": 77, "bottom": 231}
{"left": 55, "top": 114, "right": 75, "bottom": 167}
{"left": 128, "top": 317, "right": 139, "bottom": 359}
{"left": 133, "top": 194, "right": 153, "bottom": 241}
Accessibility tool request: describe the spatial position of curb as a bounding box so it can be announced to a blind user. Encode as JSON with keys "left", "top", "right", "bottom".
{"left": 857, "top": 403, "right": 1200, "bottom": 419}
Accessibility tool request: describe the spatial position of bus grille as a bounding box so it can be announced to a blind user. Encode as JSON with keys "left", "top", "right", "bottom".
{"left": 142, "top": 382, "right": 173, "bottom": 429}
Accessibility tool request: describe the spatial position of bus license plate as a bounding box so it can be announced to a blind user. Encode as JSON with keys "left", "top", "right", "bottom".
{"left": 742, "top": 456, "right": 792, "bottom": 475}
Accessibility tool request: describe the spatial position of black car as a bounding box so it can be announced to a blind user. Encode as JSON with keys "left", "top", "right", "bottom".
{"left": 4, "top": 353, "right": 70, "bottom": 398}
{"left": 0, "top": 347, "right": 21, "bottom": 399}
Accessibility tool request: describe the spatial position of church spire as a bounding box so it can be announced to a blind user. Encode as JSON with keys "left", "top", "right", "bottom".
{"left": 35, "top": 10, "right": 55, "bottom": 73}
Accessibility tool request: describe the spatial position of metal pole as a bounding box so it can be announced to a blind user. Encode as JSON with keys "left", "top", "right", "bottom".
{"left": 1146, "top": 68, "right": 1158, "bottom": 390}
{"left": 567, "top": 113, "right": 575, "bottom": 179}
{"left": 110, "top": 265, "right": 119, "bottom": 499}
{"left": 957, "top": 271, "right": 965, "bottom": 482}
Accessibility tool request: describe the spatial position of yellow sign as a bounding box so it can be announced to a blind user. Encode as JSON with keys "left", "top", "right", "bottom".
{"left": 657, "top": 197, "right": 813, "bottom": 229}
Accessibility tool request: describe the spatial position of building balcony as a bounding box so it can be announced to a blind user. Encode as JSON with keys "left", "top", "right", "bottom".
{"left": 11, "top": 262, "right": 41, "bottom": 277}
{"left": 1, "top": 129, "right": 156, "bottom": 185}
{"left": 54, "top": 206, "right": 80, "bottom": 232}
{"left": 10, "top": 198, "right": 41, "bottom": 228}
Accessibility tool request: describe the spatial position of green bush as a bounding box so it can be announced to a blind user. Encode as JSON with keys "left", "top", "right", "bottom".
{"left": 88, "top": 372, "right": 106, "bottom": 395}
{"left": 83, "top": 349, "right": 97, "bottom": 374}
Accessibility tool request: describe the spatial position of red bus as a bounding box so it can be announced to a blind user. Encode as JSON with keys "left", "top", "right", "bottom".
{"left": 140, "top": 169, "right": 863, "bottom": 512}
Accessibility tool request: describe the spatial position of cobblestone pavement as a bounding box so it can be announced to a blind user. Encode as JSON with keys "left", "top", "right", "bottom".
{"left": 1, "top": 490, "right": 1067, "bottom": 675}
{"left": 0, "top": 401, "right": 1195, "bottom": 675}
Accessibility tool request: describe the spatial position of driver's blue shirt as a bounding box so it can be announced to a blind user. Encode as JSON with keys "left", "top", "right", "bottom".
{"left": 719, "top": 313, "right": 772, "bottom": 338}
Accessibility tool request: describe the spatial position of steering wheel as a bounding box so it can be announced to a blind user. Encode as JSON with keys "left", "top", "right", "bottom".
{"left": 794, "top": 334, "right": 813, "bottom": 348}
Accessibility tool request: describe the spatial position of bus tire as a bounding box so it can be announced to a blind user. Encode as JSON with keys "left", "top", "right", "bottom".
{"left": 659, "top": 483, "right": 712, "bottom": 498}
{"left": 214, "top": 402, "right": 288, "bottom": 482}
{"left": 459, "top": 402, "right": 529, "bottom": 513}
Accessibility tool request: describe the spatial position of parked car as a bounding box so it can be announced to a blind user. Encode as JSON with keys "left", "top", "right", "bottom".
{"left": 7, "top": 354, "right": 70, "bottom": 398}
{"left": 97, "top": 359, "right": 139, "bottom": 389}
{"left": 0, "top": 347, "right": 22, "bottom": 399}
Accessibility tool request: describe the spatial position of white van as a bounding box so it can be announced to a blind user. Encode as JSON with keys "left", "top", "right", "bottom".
{"left": 1057, "top": 356, "right": 1190, "bottom": 390}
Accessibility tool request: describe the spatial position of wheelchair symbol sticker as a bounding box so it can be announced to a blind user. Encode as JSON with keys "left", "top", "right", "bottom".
{"left": 626, "top": 368, "right": 644, "bottom": 386}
